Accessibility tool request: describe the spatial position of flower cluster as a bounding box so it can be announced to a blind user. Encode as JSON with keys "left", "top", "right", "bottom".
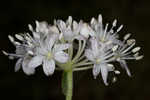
{"left": 3, "top": 14, "right": 143, "bottom": 85}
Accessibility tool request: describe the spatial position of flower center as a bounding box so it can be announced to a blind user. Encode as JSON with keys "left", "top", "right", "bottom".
{"left": 96, "top": 58, "right": 101, "bottom": 64}
{"left": 47, "top": 52, "right": 53, "bottom": 60}
{"left": 100, "top": 36, "right": 108, "bottom": 43}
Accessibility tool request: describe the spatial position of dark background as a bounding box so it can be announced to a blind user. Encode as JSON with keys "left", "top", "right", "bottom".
{"left": 0, "top": 0, "right": 149, "bottom": 100}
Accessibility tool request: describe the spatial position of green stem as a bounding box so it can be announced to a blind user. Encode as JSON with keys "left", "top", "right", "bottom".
{"left": 66, "top": 70, "right": 73, "bottom": 100}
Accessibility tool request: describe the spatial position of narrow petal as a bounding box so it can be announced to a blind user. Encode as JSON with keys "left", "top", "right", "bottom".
{"left": 43, "top": 59, "right": 55, "bottom": 76}
{"left": 92, "top": 64, "right": 101, "bottom": 79}
{"left": 35, "top": 21, "right": 49, "bottom": 33}
{"left": 45, "top": 34, "right": 58, "bottom": 50}
{"left": 98, "top": 14, "right": 102, "bottom": 23}
{"left": 54, "top": 51, "right": 69, "bottom": 63}
{"left": 80, "top": 23, "right": 90, "bottom": 38}
{"left": 73, "top": 21, "right": 78, "bottom": 31}
{"left": 15, "top": 58, "right": 23, "bottom": 72}
{"left": 66, "top": 16, "right": 72, "bottom": 26}
{"left": 53, "top": 44, "right": 71, "bottom": 52}
{"left": 119, "top": 60, "right": 131, "bottom": 76}
{"left": 28, "top": 56, "right": 43, "bottom": 68}
{"left": 100, "top": 63, "right": 109, "bottom": 86}
{"left": 85, "top": 49, "right": 95, "bottom": 62}
{"left": 22, "top": 56, "right": 35, "bottom": 75}
{"left": 90, "top": 38, "right": 99, "bottom": 56}
{"left": 49, "top": 25, "right": 59, "bottom": 33}
{"left": 57, "top": 20, "right": 66, "bottom": 31}
{"left": 90, "top": 17, "right": 97, "bottom": 26}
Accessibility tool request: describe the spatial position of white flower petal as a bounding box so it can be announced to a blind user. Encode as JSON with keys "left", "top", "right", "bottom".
{"left": 53, "top": 44, "right": 71, "bottom": 52}
{"left": 15, "top": 58, "right": 22, "bottom": 72}
{"left": 50, "top": 25, "right": 59, "bottom": 33}
{"left": 28, "top": 56, "right": 43, "bottom": 68}
{"left": 90, "top": 17, "right": 97, "bottom": 25}
{"left": 57, "top": 20, "right": 66, "bottom": 31}
{"left": 35, "top": 21, "right": 49, "bottom": 33}
{"left": 119, "top": 60, "right": 131, "bottom": 76}
{"left": 85, "top": 49, "right": 95, "bottom": 62}
{"left": 100, "top": 63, "right": 109, "bottom": 86}
{"left": 22, "top": 56, "right": 35, "bottom": 75}
{"left": 66, "top": 16, "right": 72, "bottom": 26}
{"left": 80, "top": 23, "right": 90, "bottom": 38}
{"left": 54, "top": 51, "right": 69, "bottom": 63}
{"left": 43, "top": 59, "right": 55, "bottom": 76}
{"left": 92, "top": 64, "right": 101, "bottom": 79}
{"left": 93, "top": 64, "right": 101, "bottom": 79}
{"left": 73, "top": 21, "right": 78, "bottom": 31}
{"left": 45, "top": 34, "right": 58, "bottom": 50}
{"left": 90, "top": 38, "right": 99, "bottom": 56}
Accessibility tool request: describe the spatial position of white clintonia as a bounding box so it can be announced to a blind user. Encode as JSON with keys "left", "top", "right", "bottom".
{"left": 3, "top": 14, "right": 143, "bottom": 86}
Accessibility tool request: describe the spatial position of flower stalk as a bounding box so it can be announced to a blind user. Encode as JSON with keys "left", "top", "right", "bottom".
{"left": 65, "top": 70, "right": 73, "bottom": 100}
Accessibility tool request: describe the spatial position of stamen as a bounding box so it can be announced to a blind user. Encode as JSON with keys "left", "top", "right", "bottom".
{"left": 117, "top": 25, "right": 123, "bottom": 32}
{"left": 91, "top": 17, "right": 96, "bottom": 25}
{"left": 112, "top": 45, "right": 118, "bottom": 51}
{"left": 112, "top": 19, "right": 117, "bottom": 27}
{"left": 8, "top": 35, "right": 14, "bottom": 43}
{"left": 132, "top": 47, "right": 141, "bottom": 53}
{"left": 114, "top": 70, "right": 120, "bottom": 74}
{"left": 124, "top": 33, "right": 131, "bottom": 40}
{"left": 28, "top": 24, "right": 33, "bottom": 31}
{"left": 127, "top": 39, "right": 135, "bottom": 45}
{"left": 15, "top": 34, "right": 24, "bottom": 41}
{"left": 136, "top": 55, "right": 143, "bottom": 60}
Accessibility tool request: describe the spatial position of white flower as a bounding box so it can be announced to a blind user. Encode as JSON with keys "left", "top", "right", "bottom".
{"left": 90, "top": 14, "right": 123, "bottom": 48}
{"left": 79, "top": 22, "right": 94, "bottom": 39}
{"left": 56, "top": 16, "right": 84, "bottom": 42}
{"left": 28, "top": 21, "right": 59, "bottom": 40}
{"left": 113, "top": 34, "right": 143, "bottom": 76}
{"left": 2, "top": 35, "right": 35, "bottom": 75}
{"left": 85, "top": 38, "right": 115, "bottom": 85}
{"left": 28, "top": 34, "right": 71, "bottom": 76}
